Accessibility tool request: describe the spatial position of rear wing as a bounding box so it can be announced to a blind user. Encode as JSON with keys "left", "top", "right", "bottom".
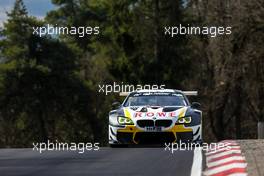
{"left": 182, "top": 91, "right": 198, "bottom": 96}
{"left": 119, "top": 92, "right": 130, "bottom": 96}
{"left": 119, "top": 90, "right": 198, "bottom": 96}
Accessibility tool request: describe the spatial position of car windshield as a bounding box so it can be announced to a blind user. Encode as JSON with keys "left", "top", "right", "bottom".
{"left": 123, "top": 93, "right": 187, "bottom": 107}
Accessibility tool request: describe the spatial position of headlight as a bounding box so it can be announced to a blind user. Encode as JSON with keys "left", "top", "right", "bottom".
{"left": 177, "top": 116, "right": 192, "bottom": 124}
{"left": 118, "top": 116, "right": 134, "bottom": 125}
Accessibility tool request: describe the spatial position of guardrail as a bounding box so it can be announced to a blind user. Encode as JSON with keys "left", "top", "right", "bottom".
{"left": 258, "top": 122, "right": 264, "bottom": 139}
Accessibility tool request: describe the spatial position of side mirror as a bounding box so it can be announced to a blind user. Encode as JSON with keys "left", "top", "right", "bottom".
{"left": 191, "top": 102, "right": 201, "bottom": 109}
{"left": 112, "top": 102, "right": 121, "bottom": 109}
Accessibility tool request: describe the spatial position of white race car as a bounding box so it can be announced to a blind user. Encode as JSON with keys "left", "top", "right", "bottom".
{"left": 109, "top": 89, "right": 202, "bottom": 146}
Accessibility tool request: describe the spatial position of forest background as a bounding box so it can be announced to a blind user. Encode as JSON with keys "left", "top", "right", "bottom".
{"left": 0, "top": 0, "right": 263, "bottom": 147}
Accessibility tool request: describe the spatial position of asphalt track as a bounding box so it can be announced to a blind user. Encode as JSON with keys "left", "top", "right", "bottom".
{"left": 0, "top": 147, "right": 196, "bottom": 176}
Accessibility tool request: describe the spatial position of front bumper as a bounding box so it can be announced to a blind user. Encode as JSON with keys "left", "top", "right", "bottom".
{"left": 109, "top": 124, "right": 201, "bottom": 145}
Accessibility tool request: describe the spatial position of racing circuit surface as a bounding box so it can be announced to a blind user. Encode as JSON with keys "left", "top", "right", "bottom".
{"left": 0, "top": 147, "right": 201, "bottom": 176}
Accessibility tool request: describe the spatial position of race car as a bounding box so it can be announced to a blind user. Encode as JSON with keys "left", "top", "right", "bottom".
{"left": 108, "top": 89, "right": 202, "bottom": 146}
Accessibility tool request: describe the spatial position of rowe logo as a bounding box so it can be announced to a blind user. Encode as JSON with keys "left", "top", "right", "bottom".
{"left": 134, "top": 112, "right": 176, "bottom": 118}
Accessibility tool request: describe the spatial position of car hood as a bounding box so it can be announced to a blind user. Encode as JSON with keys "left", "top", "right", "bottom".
{"left": 118, "top": 106, "right": 189, "bottom": 119}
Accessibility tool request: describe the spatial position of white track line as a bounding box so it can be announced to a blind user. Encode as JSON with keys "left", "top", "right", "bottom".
{"left": 191, "top": 147, "right": 202, "bottom": 176}
{"left": 203, "top": 163, "right": 247, "bottom": 175}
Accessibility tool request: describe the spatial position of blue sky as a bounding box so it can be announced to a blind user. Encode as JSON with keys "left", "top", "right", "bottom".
{"left": 0, "top": 0, "right": 54, "bottom": 26}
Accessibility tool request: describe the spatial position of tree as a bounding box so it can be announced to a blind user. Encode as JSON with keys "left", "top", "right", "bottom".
{"left": 0, "top": 0, "right": 96, "bottom": 147}
{"left": 187, "top": 0, "right": 264, "bottom": 140}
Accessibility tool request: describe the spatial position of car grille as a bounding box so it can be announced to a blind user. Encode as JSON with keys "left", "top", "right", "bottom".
{"left": 137, "top": 120, "right": 154, "bottom": 127}
{"left": 137, "top": 120, "right": 172, "bottom": 128}
{"left": 155, "top": 120, "right": 172, "bottom": 127}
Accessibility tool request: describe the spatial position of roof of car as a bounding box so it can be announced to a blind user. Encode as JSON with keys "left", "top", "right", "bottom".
{"left": 119, "top": 89, "right": 197, "bottom": 96}
{"left": 135, "top": 89, "right": 182, "bottom": 93}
